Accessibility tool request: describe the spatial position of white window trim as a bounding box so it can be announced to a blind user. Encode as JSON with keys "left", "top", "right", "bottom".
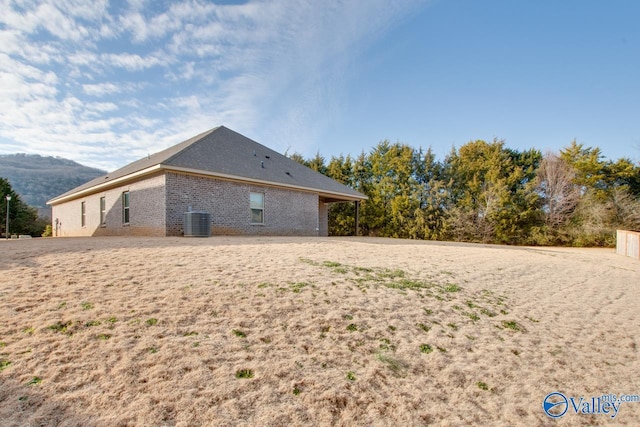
{"left": 122, "top": 191, "right": 130, "bottom": 225}
{"left": 250, "top": 192, "right": 264, "bottom": 225}
{"left": 81, "top": 201, "right": 86, "bottom": 228}
{"left": 100, "top": 196, "right": 106, "bottom": 227}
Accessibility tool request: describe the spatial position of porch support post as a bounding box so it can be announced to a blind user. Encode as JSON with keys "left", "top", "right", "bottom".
{"left": 354, "top": 201, "right": 360, "bottom": 236}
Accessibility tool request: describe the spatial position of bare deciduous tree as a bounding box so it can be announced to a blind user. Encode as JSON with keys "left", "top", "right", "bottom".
{"left": 536, "top": 152, "right": 580, "bottom": 229}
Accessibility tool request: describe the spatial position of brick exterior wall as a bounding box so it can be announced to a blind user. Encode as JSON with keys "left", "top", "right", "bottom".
{"left": 319, "top": 202, "right": 329, "bottom": 237}
{"left": 165, "top": 172, "right": 321, "bottom": 236}
{"left": 51, "top": 172, "right": 325, "bottom": 237}
{"left": 51, "top": 174, "right": 167, "bottom": 237}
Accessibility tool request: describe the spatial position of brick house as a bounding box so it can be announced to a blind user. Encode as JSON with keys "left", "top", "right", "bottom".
{"left": 47, "top": 126, "right": 366, "bottom": 237}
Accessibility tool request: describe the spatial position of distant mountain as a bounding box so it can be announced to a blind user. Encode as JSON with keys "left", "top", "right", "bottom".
{"left": 0, "top": 154, "right": 106, "bottom": 209}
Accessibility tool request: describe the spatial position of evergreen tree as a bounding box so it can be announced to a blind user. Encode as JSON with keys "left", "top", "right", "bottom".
{"left": 1, "top": 177, "right": 45, "bottom": 237}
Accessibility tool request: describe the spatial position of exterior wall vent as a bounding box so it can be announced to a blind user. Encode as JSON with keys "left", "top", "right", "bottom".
{"left": 184, "top": 211, "right": 211, "bottom": 237}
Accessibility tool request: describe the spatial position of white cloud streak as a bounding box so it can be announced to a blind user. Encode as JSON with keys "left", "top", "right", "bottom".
{"left": 0, "top": 0, "right": 428, "bottom": 171}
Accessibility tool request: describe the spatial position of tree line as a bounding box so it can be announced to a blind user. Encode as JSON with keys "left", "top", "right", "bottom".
{"left": 0, "top": 177, "right": 49, "bottom": 237}
{"left": 292, "top": 140, "right": 640, "bottom": 246}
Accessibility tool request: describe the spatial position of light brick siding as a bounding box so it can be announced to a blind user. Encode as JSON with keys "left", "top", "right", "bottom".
{"left": 51, "top": 174, "right": 167, "bottom": 237}
{"left": 52, "top": 172, "right": 326, "bottom": 237}
{"left": 165, "top": 172, "right": 321, "bottom": 236}
{"left": 318, "top": 202, "right": 329, "bottom": 237}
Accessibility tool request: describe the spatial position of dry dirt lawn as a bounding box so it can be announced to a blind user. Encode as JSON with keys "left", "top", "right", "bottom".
{"left": 1, "top": 236, "right": 639, "bottom": 426}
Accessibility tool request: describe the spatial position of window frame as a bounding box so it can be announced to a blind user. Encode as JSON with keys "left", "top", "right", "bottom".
{"left": 122, "top": 191, "right": 130, "bottom": 225}
{"left": 100, "top": 196, "right": 106, "bottom": 226}
{"left": 250, "top": 192, "right": 264, "bottom": 225}
{"left": 81, "top": 201, "right": 86, "bottom": 228}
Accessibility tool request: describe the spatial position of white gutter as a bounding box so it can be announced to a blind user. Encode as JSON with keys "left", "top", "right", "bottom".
{"left": 48, "top": 164, "right": 366, "bottom": 205}
{"left": 47, "top": 164, "right": 163, "bottom": 205}
{"left": 163, "top": 165, "right": 367, "bottom": 201}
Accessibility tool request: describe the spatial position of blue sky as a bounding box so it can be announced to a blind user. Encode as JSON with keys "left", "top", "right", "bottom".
{"left": 0, "top": 0, "right": 638, "bottom": 172}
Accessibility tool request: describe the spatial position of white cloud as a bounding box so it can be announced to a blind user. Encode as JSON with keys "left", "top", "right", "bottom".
{"left": 0, "top": 0, "right": 428, "bottom": 170}
{"left": 101, "top": 53, "right": 166, "bottom": 71}
{"left": 82, "top": 82, "right": 140, "bottom": 96}
{"left": 82, "top": 82, "right": 121, "bottom": 96}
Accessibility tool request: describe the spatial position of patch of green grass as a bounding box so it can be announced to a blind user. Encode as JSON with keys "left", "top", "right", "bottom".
{"left": 477, "top": 381, "right": 489, "bottom": 391}
{"left": 443, "top": 284, "right": 460, "bottom": 292}
{"left": 22, "top": 327, "right": 34, "bottom": 335}
{"left": 346, "top": 371, "right": 356, "bottom": 381}
{"left": 346, "top": 323, "right": 358, "bottom": 332}
{"left": 81, "top": 302, "right": 94, "bottom": 310}
{"left": 500, "top": 309, "right": 509, "bottom": 315}
{"left": 96, "top": 334, "right": 111, "bottom": 340}
{"left": 467, "top": 313, "right": 480, "bottom": 322}
{"left": 232, "top": 329, "right": 247, "bottom": 338}
{"left": 85, "top": 320, "right": 101, "bottom": 327}
{"left": 145, "top": 318, "right": 158, "bottom": 326}
{"left": 322, "top": 261, "right": 342, "bottom": 268}
{"left": 148, "top": 346, "right": 158, "bottom": 354}
{"left": 423, "top": 308, "right": 433, "bottom": 315}
{"left": 192, "top": 342, "right": 200, "bottom": 347}
{"left": 48, "top": 321, "right": 73, "bottom": 334}
{"left": 417, "top": 323, "right": 431, "bottom": 333}
{"left": 342, "top": 314, "right": 353, "bottom": 320}
{"left": 26, "top": 377, "right": 42, "bottom": 386}
{"left": 0, "top": 359, "right": 11, "bottom": 371}
{"left": 293, "top": 386, "right": 302, "bottom": 395}
{"left": 379, "top": 338, "right": 396, "bottom": 351}
{"left": 377, "top": 268, "right": 406, "bottom": 279}
{"left": 501, "top": 320, "right": 522, "bottom": 332}
{"left": 447, "top": 323, "right": 458, "bottom": 331}
{"left": 183, "top": 331, "right": 198, "bottom": 337}
{"left": 235, "top": 369, "right": 254, "bottom": 379}
{"left": 436, "top": 346, "right": 447, "bottom": 353}
{"left": 0, "top": 342, "right": 6, "bottom": 348}
{"left": 526, "top": 316, "right": 539, "bottom": 323}
{"left": 57, "top": 302, "right": 67, "bottom": 310}
{"left": 107, "top": 317, "right": 117, "bottom": 324}
{"left": 376, "top": 352, "right": 408, "bottom": 376}
{"left": 289, "top": 282, "right": 308, "bottom": 293}
{"left": 399, "top": 279, "right": 431, "bottom": 289}
{"left": 465, "top": 301, "right": 476, "bottom": 309}
{"left": 419, "top": 344, "right": 433, "bottom": 354}
{"left": 388, "top": 325, "right": 396, "bottom": 332}
{"left": 480, "top": 308, "right": 497, "bottom": 317}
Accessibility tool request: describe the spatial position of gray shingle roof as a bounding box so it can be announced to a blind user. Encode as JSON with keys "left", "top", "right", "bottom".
{"left": 49, "top": 126, "right": 365, "bottom": 204}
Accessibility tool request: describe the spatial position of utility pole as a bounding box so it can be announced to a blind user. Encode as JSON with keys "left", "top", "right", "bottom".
{"left": 5, "top": 195, "right": 11, "bottom": 239}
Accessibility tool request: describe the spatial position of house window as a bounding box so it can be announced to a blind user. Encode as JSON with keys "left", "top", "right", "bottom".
{"left": 250, "top": 192, "right": 264, "bottom": 224}
{"left": 100, "top": 197, "right": 106, "bottom": 226}
{"left": 81, "top": 201, "right": 86, "bottom": 227}
{"left": 122, "top": 192, "right": 130, "bottom": 224}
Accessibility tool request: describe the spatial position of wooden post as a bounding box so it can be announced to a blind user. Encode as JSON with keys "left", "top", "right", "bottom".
{"left": 354, "top": 201, "right": 360, "bottom": 236}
